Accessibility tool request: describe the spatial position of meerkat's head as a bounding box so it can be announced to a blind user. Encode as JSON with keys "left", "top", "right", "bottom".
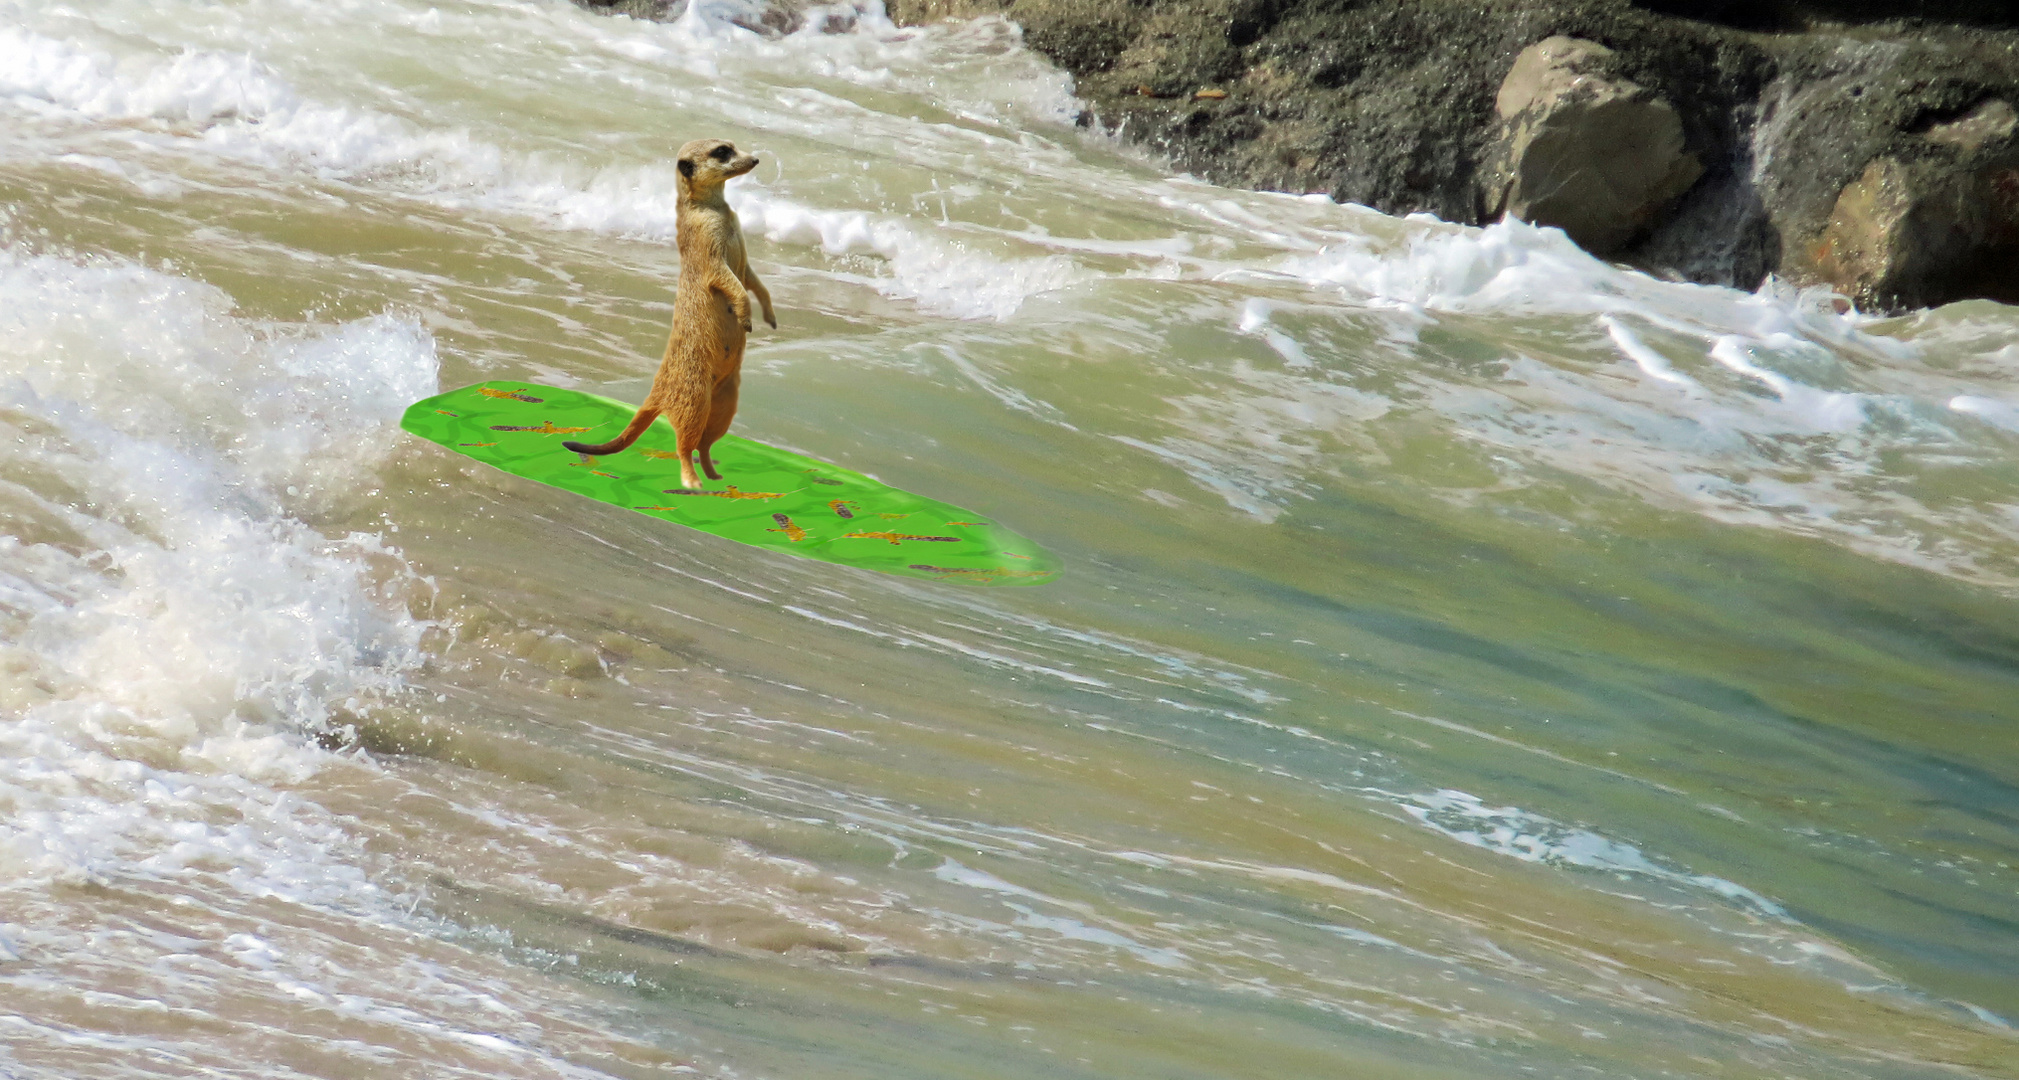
{"left": 676, "top": 138, "right": 758, "bottom": 197}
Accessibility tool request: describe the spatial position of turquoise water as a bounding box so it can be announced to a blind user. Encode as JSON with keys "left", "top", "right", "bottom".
{"left": 0, "top": 2, "right": 2015, "bottom": 1077}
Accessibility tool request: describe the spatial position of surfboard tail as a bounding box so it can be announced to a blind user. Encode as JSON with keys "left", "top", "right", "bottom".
{"left": 563, "top": 407, "right": 659, "bottom": 456}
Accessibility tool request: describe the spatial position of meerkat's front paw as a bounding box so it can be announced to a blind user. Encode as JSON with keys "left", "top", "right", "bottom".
{"left": 764, "top": 312, "right": 777, "bottom": 329}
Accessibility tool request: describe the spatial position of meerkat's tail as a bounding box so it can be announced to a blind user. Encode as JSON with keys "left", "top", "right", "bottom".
{"left": 563, "top": 407, "right": 660, "bottom": 456}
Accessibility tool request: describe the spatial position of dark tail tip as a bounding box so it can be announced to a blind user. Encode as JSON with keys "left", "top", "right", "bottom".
{"left": 563, "top": 440, "right": 601, "bottom": 455}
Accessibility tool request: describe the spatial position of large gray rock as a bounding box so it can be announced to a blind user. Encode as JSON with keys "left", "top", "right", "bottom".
{"left": 1486, "top": 36, "right": 1704, "bottom": 254}
{"left": 1683, "top": 27, "right": 2019, "bottom": 309}
{"left": 1799, "top": 99, "right": 2019, "bottom": 309}
{"left": 885, "top": 0, "right": 1756, "bottom": 232}
{"left": 582, "top": 0, "right": 2019, "bottom": 311}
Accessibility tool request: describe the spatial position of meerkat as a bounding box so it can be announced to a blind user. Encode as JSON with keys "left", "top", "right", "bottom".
{"left": 564, "top": 138, "right": 776, "bottom": 487}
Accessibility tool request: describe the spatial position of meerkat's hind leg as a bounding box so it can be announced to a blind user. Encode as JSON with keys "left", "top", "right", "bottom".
{"left": 664, "top": 384, "right": 712, "bottom": 489}
{"left": 671, "top": 427, "right": 705, "bottom": 489}
{"left": 670, "top": 419, "right": 704, "bottom": 488}
{"left": 696, "top": 374, "right": 740, "bottom": 481}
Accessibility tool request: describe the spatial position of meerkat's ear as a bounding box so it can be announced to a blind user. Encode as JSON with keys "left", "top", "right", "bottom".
{"left": 678, "top": 159, "right": 694, "bottom": 178}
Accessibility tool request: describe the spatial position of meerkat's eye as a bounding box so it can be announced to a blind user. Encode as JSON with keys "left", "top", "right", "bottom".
{"left": 710, "top": 144, "right": 733, "bottom": 161}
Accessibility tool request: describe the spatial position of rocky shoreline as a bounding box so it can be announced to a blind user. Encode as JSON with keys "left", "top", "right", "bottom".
{"left": 588, "top": 0, "right": 2019, "bottom": 312}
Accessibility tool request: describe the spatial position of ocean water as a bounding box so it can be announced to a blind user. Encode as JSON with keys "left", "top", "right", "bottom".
{"left": 1, "top": 2, "right": 2016, "bottom": 1077}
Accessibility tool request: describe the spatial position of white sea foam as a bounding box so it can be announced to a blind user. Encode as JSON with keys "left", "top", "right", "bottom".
{"left": 0, "top": 27, "right": 300, "bottom": 123}
{"left": 0, "top": 14, "right": 1082, "bottom": 320}
{"left": 1947, "top": 394, "right": 2019, "bottom": 433}
{"left": 0, "top": 246, "right": 432, "bottom": 891}
{"left": 1278, "top": 218, "right": 1825, "bottom": 330}
{"left": 646, "top": 1, "right": 1082, "bottom": 127}
{"left": 0, "top": 246, "right": 527, "bottom": 1074}
{"left": 1161, "top": 214, "right": 2019, "bottom": 581}
{"left": 933, "top": 859, "right": 1189, "bottom": 968}
{"left": 1273, "top": 217, "right": 1923, "bottom": 386}
{"left": 1708, "top": 335, "right": 1866, "bottom": 430}
{"left": 1092, "top": 208, "right": 2006, "bottom": 555}
{"left": 1602, "top": 315, "right": 1699, "bottom": 391}
{"left": 1400, "top": 789, "right": 1790, "bottom": 920}
{"left": 1239, "top": 298, "right": 1315, "bottom": 368}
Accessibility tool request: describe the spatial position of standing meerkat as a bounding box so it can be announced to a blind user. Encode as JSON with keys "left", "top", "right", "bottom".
{"left": 564, "top": 138, "right": 776, "bottom": 487}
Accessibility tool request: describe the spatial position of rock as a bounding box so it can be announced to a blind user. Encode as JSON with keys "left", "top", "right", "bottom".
{"left": 1802, "top": 99, "right": 2019, "bottom": 308}
{"left": 577, "top": 0, "right": 2019, "bottom": 311}
{"left": 1486, "top": 36, "right": 1704, "bottom": 253}
{"left": 576, "top": 0, "right": 673, "bottom": 18}
{"left": 938, "top": 1, "right": 2019, "bottom": 310}
{"left": 1630, "top": 1, "right": 2019, "bottom": 31}
{"left": 1748, "top": 33, "right": 2019, "bottom": 309}
{"left": 884, "top": 0, "right": 1756, "bottom": 234}
{"left": 1927, "top": 96, "right": 2019, "bottom": 152}
{"left": 1811, "top": 157, "right": 1926, "bottom": 306}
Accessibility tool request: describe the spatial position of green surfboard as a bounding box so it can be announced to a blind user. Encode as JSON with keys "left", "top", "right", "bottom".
{"left": 400, "top": 382, "right": 1060, "bottom": 586}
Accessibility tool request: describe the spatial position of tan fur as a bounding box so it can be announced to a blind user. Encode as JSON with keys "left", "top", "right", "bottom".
{"left": 564, "top": 138, "right": 776, "bottom": 486}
